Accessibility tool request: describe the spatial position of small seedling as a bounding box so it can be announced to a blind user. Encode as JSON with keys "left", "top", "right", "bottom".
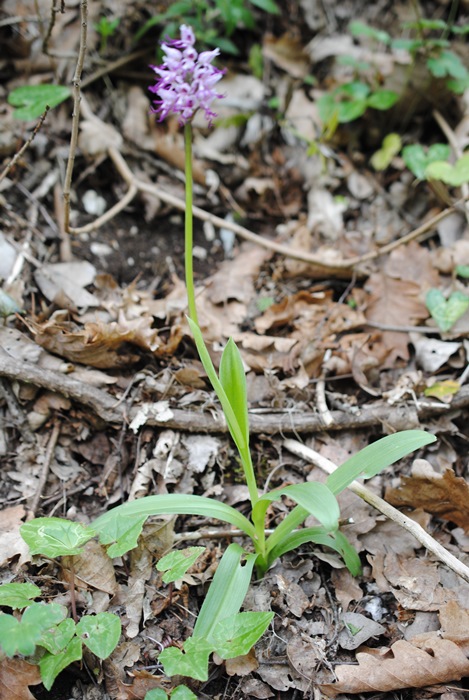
{"left": 426, "top": 289, "right": 469, "bottom": 332}
{"left": 94, "top": 16, "right": 120, "bottom": 54}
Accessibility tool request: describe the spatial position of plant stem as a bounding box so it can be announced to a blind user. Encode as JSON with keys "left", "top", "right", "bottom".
{"left": 184, "top": 122, "right": 198, "bottom": 325}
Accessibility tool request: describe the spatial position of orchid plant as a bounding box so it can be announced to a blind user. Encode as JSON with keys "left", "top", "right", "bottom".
{"left": 17, "top": 25, "right": 436, "bottom": 684}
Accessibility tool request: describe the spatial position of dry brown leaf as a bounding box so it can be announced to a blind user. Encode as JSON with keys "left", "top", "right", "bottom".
{"left": 386, "top": 462, "right": 469, "bottom": 532}
{"left": 320, "top": 636, "right": 469, "bottom": 696}
{"left": 0, "top": 505, "right": 30, "bottom": 567}
{"left": 62, "top": 539, "right": 118, "bottom": 595}
{"left": 263, "top": 32, "right": 310, "bottom": 78}
{"left": 225, "top": 648, "right": 259, "bottom": 676}
{"left": 0, "top": 658, "right": 42, "bottom": 700}
{"left": 439, "top": 601, "right": 469, "bottom": 653}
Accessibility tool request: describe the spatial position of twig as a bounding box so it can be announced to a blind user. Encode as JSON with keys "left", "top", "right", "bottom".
{"left": 2, "top": 348, "right": 469, "bottom": 434}
{"left": 283, "top": 438, "right": 469, "bottom": 585}
{"left": 0, "top": 108, "right": 49, "bottom": 185}
{"left": 432, "top": 109, "right": 469, "bottom": 223}
{"left": 63, "top": 0, "right": 87, "bottom": 233}
{"left": 30, "top": 420, "right": 61, "bottom": 515}
{"left": 68, "top": 97, "right": 462, "bottom": 271}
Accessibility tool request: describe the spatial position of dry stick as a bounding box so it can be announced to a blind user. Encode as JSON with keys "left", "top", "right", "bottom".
{"left": 63, "top": 0, "right": 87, "bottom": 234}
{"left": 283, "top": 438, "right": 469, "bottom": 585}
{"left": 30, "top": 420, "right": 61, "bottom": 515}
{"left": 433, "top": 108, "right": 469, "bottom": 223}
{"left": 0, "top": 108, "right": 49, "bottom": 184}
{"left": 69, "top": 98, "right": 462, "bottom": 270}
{"left": 3, "top": 348, "right": 469, "bottom": 434}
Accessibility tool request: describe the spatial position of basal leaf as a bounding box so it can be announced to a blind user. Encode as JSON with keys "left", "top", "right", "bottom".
{"left": 39, "top": 637, "right": 82, "bottom": 691}
{"left": 0, "top": 582, "right": 41, "bottom": 609}
{"left": 254, "top": 482, "right": 339, "bottom": 534}
{"left": 156, "top": 547, "right": 205, "bottom": 584}
{"left": 326, "top": 430, "right": 436, "bottom": 495}
{"left": 76, "top": 612, "right": 121, "bottom": 659}
{"left": 40, "top": 618, "right": 76, "bottom": 654}
{"left": 96, "top": 514, "right": 147, "bottom": 558}
{"left": 93, "top": 494, "right": 257, "bottom": 545}
{"left": 212, "top": 611, "right": 274, "bottom": 659}
{"left": 20, "top": 517, "right": 96, "bottom": 557}
{"left": 171, "top": 685, "right": 198, "bottom": 700}
{"left": 366, "top": 90, "right": 398, "bottom": 110}
{"left": 338, "top": 99, "right": 367, "bottom": 123}
{"left": 193, "top": 544, "right": 257, "bottom": 643}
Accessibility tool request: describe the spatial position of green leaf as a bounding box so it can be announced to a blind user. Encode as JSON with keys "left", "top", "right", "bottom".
{"left": 156, "top": 547, "right": 205, "bottom": 584}
{"left": 366, "top": 90, "right": 398, "bottom": 110}
{"left": 249, "top": 0, "right": 280, "bottom": 14}
{"left": 8, "top": 84, "right": 71, "bottom": 120}
{"left": 338, "top": 99, "right": 368, "bottom": 123}
{"left": 212, "top": 611, "right": 274, "bottom": 659}
{"left": 427, "top": 51, "right": 468, "bottom": 80}
{"left": 370, "top": 133, "right": 402, "bottom": 171}
{"left": 348, "top": 21, "right": 390, "bottom": 44}
{"left": 144, "top": 690, "right": 169, "bottom": 700}
{"left": 0, "top": 583, "right": 41, "bottom": 609}
{"left": 93, "top": 494, "right": 257, "bottom": 547}
{"left": 171, "top": 686, "right": 198, "bottom": 700}
{"left": 193, "top": 544, "right": 257, "bottom": 642}
{"left": 425, "top": 153, "right": 469, "bottom": 187}
{"left": 95, "top": 514, "right": 147, "bottom": 558}
{"left": 144, "top": 690, "right": 168, "bottom": 700}
{"left": 20, "top": 517, "right": 96, "bottom": 557}
{"left": 76, "top": 612, "right": 121, "bottom": 659}
{"left": 402, "top": 143, "right": 451, "bottom": 180}
{"left": 219, "top": 338, "right": 250, "bottom": 451}
{"left": 425, "top": 289, "right": 469, "bottom": 332}
{"left": 339, "top": 81, "right": 370, "bottom": 100}
{"left": 187, "top": 318, "right": 246, "bottom": 454}
{"left": 456, "top": 265, "right": 469, "bottom": 279}
{"left": 40, "top": 618, "right": 76, "bottom": 654}
{"left": 159, "top": 636, "right": 212, "bottom": 681}
{"left": 0, "top": 603, "right": 67, "bottom": 657}
{"left": 39, "top": 637, "right": 82, "bottom": 691}
{"left": 326, "top": 430, "right": 436, "bottom": 495}
{"left": 253, "top": 482, "right": 339, "bottom": 534}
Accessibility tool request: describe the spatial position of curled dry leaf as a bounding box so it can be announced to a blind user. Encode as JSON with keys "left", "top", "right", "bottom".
{"left": 320, "top": 636, "right": 469, "bottom": 696}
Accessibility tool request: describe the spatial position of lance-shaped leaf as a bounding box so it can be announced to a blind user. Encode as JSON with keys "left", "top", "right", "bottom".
{"left": 219, "top": 338, "right": 250, "bottom": 451}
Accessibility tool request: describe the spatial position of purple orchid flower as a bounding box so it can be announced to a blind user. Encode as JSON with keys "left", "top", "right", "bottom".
{"left": 149, "top": 25, "right": 225, "bottom": 126}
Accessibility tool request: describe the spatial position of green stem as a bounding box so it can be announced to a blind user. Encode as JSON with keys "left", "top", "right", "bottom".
{"left": 184, "top": 122, "right": 198, "bottom": 325}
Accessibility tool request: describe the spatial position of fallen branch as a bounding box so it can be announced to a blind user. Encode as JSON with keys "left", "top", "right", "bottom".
{"left": 1, "top": 349, "right": 469, "bottom": 434}
{"left": 283, "top": 438, "right": 469, "bottom": 585}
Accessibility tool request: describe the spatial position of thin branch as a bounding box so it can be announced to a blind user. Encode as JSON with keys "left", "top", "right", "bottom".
{"left": 63, "top": 0, "right": 87, "bottom": 233}
{"left": 0, "top": 108, "right": 49, "bottom": 184}
{"left": 283, "top": 438, "right": 469, "bottom": 585}
{"left": 30, "top": 420, "right": 61, "bottom": 515}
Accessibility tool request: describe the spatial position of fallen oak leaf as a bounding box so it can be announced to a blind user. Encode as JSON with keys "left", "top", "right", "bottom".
{"left": 320, "top": 637, "right": 469, "bottom": 696}
{"left": 0, "top": 657, "right": 42, "bottom": 700}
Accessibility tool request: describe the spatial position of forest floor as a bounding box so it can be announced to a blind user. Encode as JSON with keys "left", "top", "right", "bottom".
{"left": 2, "top": 0, "right": 469, "bottom": 698}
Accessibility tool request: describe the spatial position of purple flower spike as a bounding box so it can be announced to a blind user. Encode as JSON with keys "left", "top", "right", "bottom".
{"left": 149, "top": 25, "right": 225, "bottom": 126}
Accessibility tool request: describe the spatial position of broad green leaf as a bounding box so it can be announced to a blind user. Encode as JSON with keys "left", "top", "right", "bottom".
{"left": 425, "top": 289, "right": 469, "bottom": 331}
{"left": 144, "top": 690, "right": 168, "bottom": 700}
{"left": 366, "top": 90, "right": 398, "bottom": 110}
{"left": 76, "top": 612, "right": 121, "bottom": 659}
{"left": 402, "top": 143, "right": 450, "bottom": 180}
{"left": 326, "top": 430, "right": 436, "bottom": 495}
{"left": 427, "top": 51, "right": 468, "bottom": 80}
{"left": 159, "top": 636, "right": 212, "bottom": 681}
{"left": 39, "top": 637, "right": 82, "bottom": 690}
{"left": 249, "top": 0, "right": 280, "bottom": 14}
{"left": 156, "top": 547, "right": 205, "bottom": 584}
{"left": 391, "top": 38, "right": 424, "bottom": 52}
{"left": 340, "top": 82, "right": 370, "bottom": 100}
{"left": 8, "top": 84, "right": 71, "bottom": 120}
{"left": 95, "top": 514, "right": 147, "bottom": 558}
{"left": 0, "top": 582, "right": 41, "bottom": 609}
{"left": 338, "top": 99, "right": 368, "bottom": 123}
{"left": 427, "top": 143, "right": 452, "bottom": 162}
{"left": 40, "top": 618, "right": 76, "bottom": 654}
{"left": 253, "top": 482, "right": 339, "bottom": 534}
{"left": 0, "top": 603, "right": 67, "bottom": 657}
{"left": 370, "top": 133, "right": 402, "bottom": 171}
{"left": 172, "top": 686, "right": 198, "bottom": 700}
{"left": 425, "top": 153, "right": 469, "bottom": 187}
{"left": 348, "top": 21, "right": 391, "bottom": 44}
{"left": 20, "top": 517, "right": 96, "bottom": 557}
{"left": 219, "top": 338, "right": 250, "bottom": 451}
{"left": 212, "top": 611, "right": 274, "bottom": 659}
{"left": 93, "top": 494, "right": 257, "bottom": 545}
{"left": 193, "top": 544, "right": 257, "bottom": 642}
{"left": 456, "top": 265, "right": 469, "bottom": 278}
